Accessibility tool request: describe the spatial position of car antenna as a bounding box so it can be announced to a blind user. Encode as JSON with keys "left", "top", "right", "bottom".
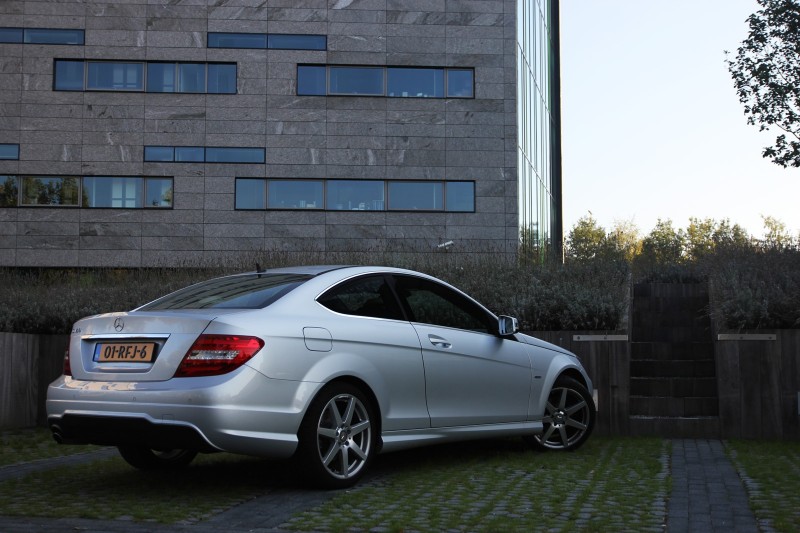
{"left": 256, "top": 263, "right": 266, "bottom": 277}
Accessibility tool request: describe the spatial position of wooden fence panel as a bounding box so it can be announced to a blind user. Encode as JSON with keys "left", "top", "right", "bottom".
{"left": 36, "top": 335, "right": 69, "bottom": 427}
{"left": 0, "top": 333, "right": 39, "bottom": 429}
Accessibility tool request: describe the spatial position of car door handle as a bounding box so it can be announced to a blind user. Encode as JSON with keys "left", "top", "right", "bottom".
{"left": 428, "top": 334, "right": 451, "bottom": 349}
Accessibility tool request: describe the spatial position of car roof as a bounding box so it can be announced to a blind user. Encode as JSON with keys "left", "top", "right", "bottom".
{"left": 258, "top": 265, "right": 352, "bottom": 276}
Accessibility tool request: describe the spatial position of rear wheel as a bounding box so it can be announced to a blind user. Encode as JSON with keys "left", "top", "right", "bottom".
{"left": 532, "top": 376, "right": 595, "bottom": 451}
{"left": 297, "top": 382, "right": 376, "bottom": 489}
{"left": 117, "top": 446, "right": 197, "bottom": 470}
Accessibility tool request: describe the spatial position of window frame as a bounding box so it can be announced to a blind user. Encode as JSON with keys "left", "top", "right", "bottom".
{"left": 233, "top": 179, "right": 475, "bottom": 213}
{"left": 207, "top": 32, "right": 326, "bottom": 51}
{"left": 392, "top": 274, "right": 498, "bottom": 335}
{"left": 317, "top": 274, "right": 406, "bottom": 321}
{"left": 0, "top": 144, "right": 20, "bottom": 160}
{"left": 54, "top": 60, "right": 237, "bottom": 94}
{"left": 3, "top": 175, "right": 173, "bottom": 209}
{"left": 0, "top": 27, "right": 84, "bottom": 45}
{"left": 297, "top": 65, "right": 475, "bottom": 99}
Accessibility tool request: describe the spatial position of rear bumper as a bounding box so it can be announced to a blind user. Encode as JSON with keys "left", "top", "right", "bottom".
{"left": 46, "top": 366, "right": 320, "bottom": 458}
{"left": 49, "top": 413, "right": 218, "bottom": 452}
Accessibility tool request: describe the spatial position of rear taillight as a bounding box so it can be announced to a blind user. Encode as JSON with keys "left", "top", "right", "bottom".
{"left": 63, "top": 349, "right": 72, "bottom": 377}
{"left": 174, "top": 334, "right": 264, "bottom": 378}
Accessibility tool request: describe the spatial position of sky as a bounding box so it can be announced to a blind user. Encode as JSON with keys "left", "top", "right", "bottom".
{"left": 559, "top": 0, "right": 800, "bottom": 239}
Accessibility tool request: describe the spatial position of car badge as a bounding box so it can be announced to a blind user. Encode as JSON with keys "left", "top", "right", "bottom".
{"left": 114, "top": 318, "right": 125, "bottom": 332}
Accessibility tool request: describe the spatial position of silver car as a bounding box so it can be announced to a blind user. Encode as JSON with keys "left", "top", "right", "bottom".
{"left": 47, "top": 266, "right": 595, "bottom": 488}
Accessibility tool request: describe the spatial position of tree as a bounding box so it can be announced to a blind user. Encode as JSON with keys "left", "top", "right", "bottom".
{"left": 640, "top": 219, "right": 685, "bottom": 264}
{"left": 566, "top": 215, "right": 607, "bottom": 261}
{"left": 607, "top": 219, "right": 642, "bottom": 263}
{"left": 726, "top": 0, "right": 800, "bottom": 167}
{"left": 761, "top": 214, "right": 794, "bottom": 248}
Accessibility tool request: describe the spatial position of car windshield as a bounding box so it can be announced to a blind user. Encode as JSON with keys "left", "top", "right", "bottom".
{"left": 139, "top": 273, "right": 313, "bottom": 310}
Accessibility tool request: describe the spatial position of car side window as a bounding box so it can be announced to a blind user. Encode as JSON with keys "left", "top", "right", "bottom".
{"left": 317, "top": 275, "right": 404, "bottom": 320}
{"left": 393, "top": 275, "right": 496, "bottom": 334}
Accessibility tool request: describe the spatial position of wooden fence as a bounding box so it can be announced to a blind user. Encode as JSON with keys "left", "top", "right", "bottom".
{"left": 1, "top": 331, "right": 798, "bottom": 440}
{"left": 0, "top": 333, "right": 67, "bottom": 429}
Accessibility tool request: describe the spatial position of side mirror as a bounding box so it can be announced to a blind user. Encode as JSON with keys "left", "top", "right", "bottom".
{"left": 498, "top": 315, "right": 519, "bottom": 336}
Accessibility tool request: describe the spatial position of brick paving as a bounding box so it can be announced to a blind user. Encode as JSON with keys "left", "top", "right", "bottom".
{"left": 667, "top": 439, "right": 764, "bottom": 533}
{"left": 0, "top": 439, "right": 768, "bottom": 533}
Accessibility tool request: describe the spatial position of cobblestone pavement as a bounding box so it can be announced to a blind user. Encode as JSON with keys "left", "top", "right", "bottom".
{"left": 667, "top": 439, "right": 765, "bottom": 533}
{"left": 0, "top": 439, "right": 766, "bottom": 533}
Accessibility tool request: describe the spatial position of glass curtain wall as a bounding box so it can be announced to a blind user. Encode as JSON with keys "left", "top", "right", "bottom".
{"left": 517, "top": 0, "right": 562, "bottom": 262}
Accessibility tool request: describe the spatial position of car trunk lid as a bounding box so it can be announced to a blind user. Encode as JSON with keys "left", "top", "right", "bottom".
{"left": 69, "top": 310, "right": 243, "bottom": 382}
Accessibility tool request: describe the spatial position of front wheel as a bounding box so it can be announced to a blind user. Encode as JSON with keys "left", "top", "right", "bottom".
{"left": 532, "top": 376, "right": 595, "bottom": 451}
{"left": 117, "top": 446, "right": 197, "bottom": 470}
{"left": 296, "top": 382, "right": 376, "bottom": 489}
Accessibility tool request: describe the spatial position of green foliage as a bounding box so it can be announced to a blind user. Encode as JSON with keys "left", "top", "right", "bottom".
{"left": 726, "top": 0, "right": 800, "bottom": 167}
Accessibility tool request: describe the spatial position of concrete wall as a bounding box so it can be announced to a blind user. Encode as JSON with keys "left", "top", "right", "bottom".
{"left": 0, "top": 0, "right": 520, "bottom": 267}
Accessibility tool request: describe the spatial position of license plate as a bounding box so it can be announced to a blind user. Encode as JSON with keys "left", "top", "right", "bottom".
{"left": 94, "top": 342, "right": 157, "bottom": 363}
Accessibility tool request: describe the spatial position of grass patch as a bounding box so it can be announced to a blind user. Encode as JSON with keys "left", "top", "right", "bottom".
{"left": 286, "top": 437, "right": 669, "bottom": 533}
{"left": 0, "top": 453, "right": 277, "bottom": 523}
{"left": 0, "top": 428, "right": 96, "bottom": 467}
{"left": 726, "top": 440, "right": 800, "bottom": 532}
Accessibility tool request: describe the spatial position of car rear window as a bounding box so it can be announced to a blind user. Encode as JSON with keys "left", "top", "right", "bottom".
{"left": 139, "top": 273, "right": 312, "bottom": 310}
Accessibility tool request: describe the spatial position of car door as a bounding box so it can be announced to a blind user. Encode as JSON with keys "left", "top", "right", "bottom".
{"left": 316, "top": 273, "right": 430, "bottom": 431}
{"left": 392, "top": 274, "right": 532, "bottom": 427}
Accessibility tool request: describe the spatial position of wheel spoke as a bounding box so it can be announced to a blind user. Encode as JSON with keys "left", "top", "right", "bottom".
{"left": 566, "top": 399, "right": 587, "bottom": 416}
{"left": 321, "top": 443, "right": 340, "bottom": 467}
{"left": 557, "top": 388, "right": 568, "bottom": 410}
{"left": 349, "top": 440, "right": 368, "bottom": 461}
{"left": 350, "top": 419, "right": 370, "bottom": 437}
{"left": 328, "top": 401, "right": 343, "bottom": 426}
{"left": 342, "top": 396, "right": 356, "bottom": 425}
{"left": 541, "top": 424, "right": 556, "bottom": 442}
{"left": 317, "top": 427, "right": 337, "bottom": 439}
{"left": 558, "top": 425, "right": 569, "bottom": 445}
{"left": 566, "top": 418, "right": 587, "bottom": 431}
{"left": 340, "top": 446, "right": 351, "bottom": 476}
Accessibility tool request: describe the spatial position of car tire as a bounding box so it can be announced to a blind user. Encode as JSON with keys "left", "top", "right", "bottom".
{"left": 296, "top": 382, "right": 376, "bottom": 489}
{"left": 117, "top": 446, "right": 198, "bottom": 470}
{"left": 530, "top": 376, "right": 595, "bottom": 451}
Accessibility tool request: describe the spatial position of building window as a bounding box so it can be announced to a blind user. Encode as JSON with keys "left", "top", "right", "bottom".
{"left": 268, "top": 180, "right": 324, "bottom": 209}
{"left": 145, "top": 178, "right": 173, "bottom": 207}
{"left": 84, "top": 176, "right": 142, "bottom": 208}
{"left": 388, "top": 181, "right": 443, "bottom": 211}
{"left": 387, "top": 68, "right": 444, "bottom": 98}
{"left": 208, "top": 32, "right": 326, "bottom": 51}
{"left": 144, "top": 146, "right": 264, "bottom": 164}
{"left": 446, "top": 69, "right": 475, "bottom": 98}
{"left": 53, "top": 60, "right": 85, "bottom": 91}
{"left": 297, "top": 65, "right": 326, "bottom": 96}
{"left": 0, "top": 144, "right": 19, "bottom": 160}
{"left": 327, "top": 180, "right": 384, "bottom": 211}
{"left": 206, "top": 147, "right": 264, "bottom": 164}
{"left": 4, "top": 176, "right": 172, "bottom": 208}
{"left": 445, "top": 181, "right": 475, "bottom": 212}
{"left": 87, "top": 62, "right": 144, "bottom": 91}
{"left": 175, "top": 147, "right": 205, "bottom": 162}
{"left": 54, "top": 61, "right": 237, "bottom": 94}
{"left": 0, "top": 176, "right": 18, "bottom": 207}
{"left": 234, "top": 179, "right": 475, "bottom": 212}
{"left": 0, "top": 28, "right": 84, "bottom": 45}
{"left": 235, "top": 179, "right": 266, "bottom": 210}
{"left": 20, "top": 176, "right": 80, "bottom": 206}
{"left": 297, "top": 65, "right": 474, "bottom": 99}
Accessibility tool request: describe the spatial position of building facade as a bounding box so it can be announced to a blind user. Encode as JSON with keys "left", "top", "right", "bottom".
{"left": 0, "top": 0, "right": 561, "bottom": 268}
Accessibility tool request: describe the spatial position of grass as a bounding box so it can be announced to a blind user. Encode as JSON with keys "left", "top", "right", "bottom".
{"left": 726, "top": 440, "right": 800, "bottom": 532}
{"left": 0, "top": 452, "right": 281, "bottom": 523}
{"left": 0, "top": 437, "right": 669, "bottom": 529}
{"left": 3, "top": 435, "right": 798, "bottom": 532}
{"left": 0, "top": 428, "right": 96, "bottom": 467}
{"left": 286, "top": 437, "right": 670, "bottom": 533}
